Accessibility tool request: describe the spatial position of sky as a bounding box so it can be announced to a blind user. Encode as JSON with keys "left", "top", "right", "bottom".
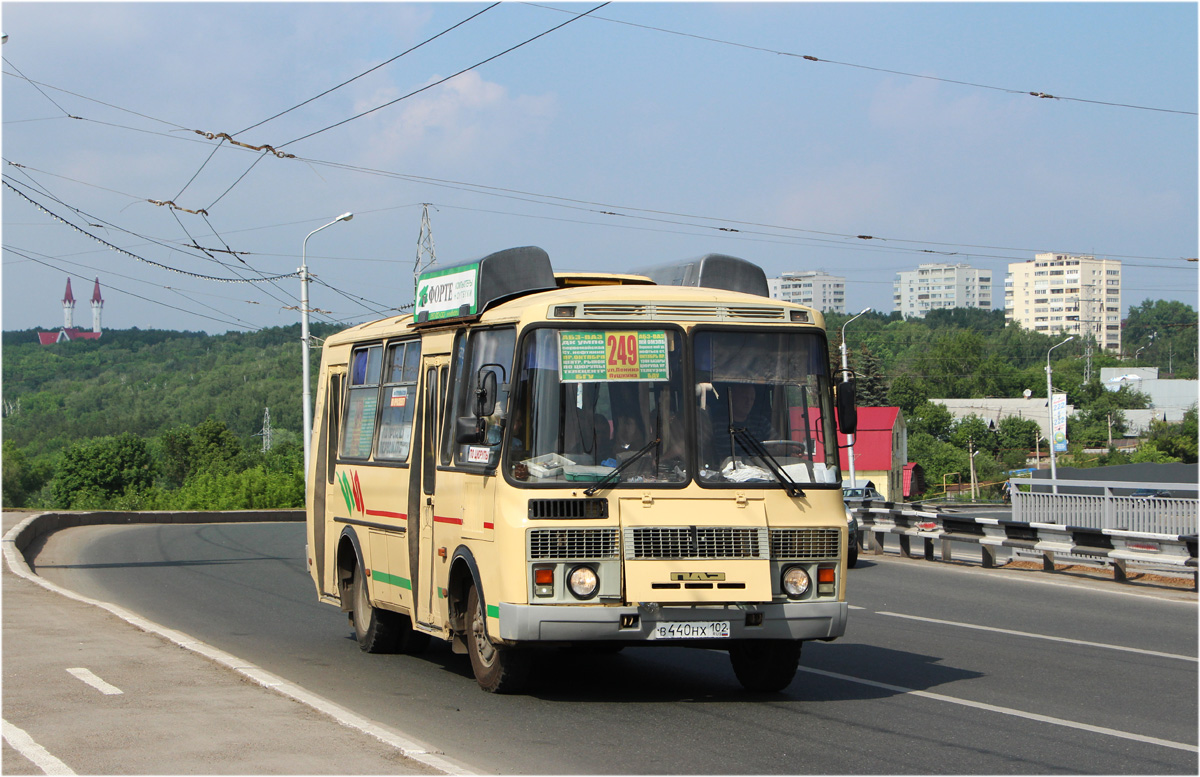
{"left": 2, "top": 1, "right": 1196, "bottom": 336}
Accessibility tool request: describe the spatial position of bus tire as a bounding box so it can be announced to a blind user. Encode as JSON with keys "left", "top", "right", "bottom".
{"left": 349, "top": 564, "right": 401, "bottom": 653}
{"left": 729, "top": 640, "right": 801, "bottom": 692}
{"left": 466, "top": 585, "right": 531, "bottom": 693}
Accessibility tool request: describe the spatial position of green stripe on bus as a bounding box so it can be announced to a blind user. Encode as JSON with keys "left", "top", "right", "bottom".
{"left": 372, "top": 571, "right": 411, "bottom": 590}
{"left": 487, "top": 604, "right": 500, "bottom": 619}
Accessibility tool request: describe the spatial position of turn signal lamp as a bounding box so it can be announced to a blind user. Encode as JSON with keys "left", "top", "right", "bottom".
{"left": 534, "top": 566, "right": 554, "bottom": 597}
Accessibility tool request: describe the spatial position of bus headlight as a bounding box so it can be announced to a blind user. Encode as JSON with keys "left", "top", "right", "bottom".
{"left": 782, "top": 566, "right": 811, "bottom": 598}
{"left": 567, "top": 565, "right": 599, "bottom": 599}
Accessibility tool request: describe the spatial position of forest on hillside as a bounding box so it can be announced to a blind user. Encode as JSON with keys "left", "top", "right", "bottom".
{"left": 2, "top": 301, "right": 1195, "bottom": 510}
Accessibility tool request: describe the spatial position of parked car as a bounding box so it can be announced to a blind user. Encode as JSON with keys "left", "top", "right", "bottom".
{"left": 1130, "top": 489, "right": 1172, "bottom": 499}
{"left": 842, "top": 485, "right": 884, "bottom": 503}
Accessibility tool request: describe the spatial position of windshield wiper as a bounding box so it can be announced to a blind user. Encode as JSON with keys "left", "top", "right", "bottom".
{"left": 584, "top": 436, "right": 661, "bottom": 496}
{"left": 730, "top": 426, "right": 805, "bottom": 497}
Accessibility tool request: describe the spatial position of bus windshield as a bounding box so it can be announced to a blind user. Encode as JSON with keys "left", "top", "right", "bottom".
{"left": 508, "top": 328, "right": 688, "bottom": 485}
{"left": 506, "top": 326, "right": 838, "bottom": 488}
{"left": 693, "top": 329, "right": 839, "bottom": 486}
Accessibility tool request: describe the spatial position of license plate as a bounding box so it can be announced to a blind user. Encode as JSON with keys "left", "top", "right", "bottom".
{"left": 651, "top": 621, "right": 731, "bottom": 640}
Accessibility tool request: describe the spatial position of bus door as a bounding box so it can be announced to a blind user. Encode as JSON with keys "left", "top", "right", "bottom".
{"left": 413, "top": 355, "right": 450, "bottom": 628}
{"left": 313, "top": 365, "right": 345, "bottom": 597}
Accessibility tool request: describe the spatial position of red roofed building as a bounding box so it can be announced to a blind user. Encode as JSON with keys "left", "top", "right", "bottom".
{"left": 838, "top": 406, "right": 907, "bottom": 501}
{"left": 37, "top": 278, "right": 103, "bottom": 345}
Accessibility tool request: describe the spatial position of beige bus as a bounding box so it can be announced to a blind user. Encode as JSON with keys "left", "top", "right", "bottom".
{"left": 305, "top": 247, "right": 858, "bottom": 693}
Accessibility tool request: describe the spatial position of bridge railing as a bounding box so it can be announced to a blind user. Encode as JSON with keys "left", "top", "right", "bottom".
{"left": 1009, "top": 478, "right": 1198, "bottom": 535}
{"left": 850, "top": 499, "right": 1198, "bottom": 590}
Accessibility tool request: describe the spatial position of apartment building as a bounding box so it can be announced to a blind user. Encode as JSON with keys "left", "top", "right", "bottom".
{"left": 892, "top": 263, "right": 992, "bottom": 318}
{"left": 768, "top": 270, "right": 846, "bottom": 314}
{"left": 1004, "top": 253, "right": 1121, "bottom": 352}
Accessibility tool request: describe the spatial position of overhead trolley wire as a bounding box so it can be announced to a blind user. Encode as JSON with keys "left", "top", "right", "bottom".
{"left": 296, "top": 154, "right": 1195, "bottom": 270}
{"left": 235, "top": 2, "right": 502, "bottom": 137}
{"left": 525, "top": 3, "right": 1198, "bottom": 117}
{"left": 3, "top": 179, "right": 297, "bottom": 284}
{"left": 280, "top": 2, "right": 610, "bottom": 148}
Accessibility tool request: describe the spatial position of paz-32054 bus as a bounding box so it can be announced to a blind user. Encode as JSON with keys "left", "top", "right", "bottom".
{"left": 306, "top": 247, "right": 857, "bottom": 693}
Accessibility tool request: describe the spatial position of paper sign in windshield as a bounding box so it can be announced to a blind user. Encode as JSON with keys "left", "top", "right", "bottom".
{"left": 559, "top": 330, "right": 669, "bottom": 382}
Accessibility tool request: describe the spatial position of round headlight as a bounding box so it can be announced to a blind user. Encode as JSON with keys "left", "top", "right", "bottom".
{"left": 782, "top": 566, "right": 811, "bottom": 598}
{"left": 567, "top": 565, "right": 599, "bottom": 599}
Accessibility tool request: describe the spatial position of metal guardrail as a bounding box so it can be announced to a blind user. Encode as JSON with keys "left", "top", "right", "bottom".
{"left": 849, "top": 500, "right": 1198, "bottom": 590}
{"left": 1009, "top": 478, "right": 1198, "bottom": 535}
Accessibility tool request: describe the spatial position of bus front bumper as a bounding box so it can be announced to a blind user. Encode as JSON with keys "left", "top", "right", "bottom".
{"left": 497, "top": 600, "right": 847, "bottom": 643}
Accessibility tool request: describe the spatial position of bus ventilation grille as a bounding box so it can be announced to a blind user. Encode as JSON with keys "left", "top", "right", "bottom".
{"left": 623, "top": 527, "right": 769, "bottom": 560}
{"left": 769, "top": 528, "right": 841, "bottom": 560}
{"left": 529, "top": 528, "right": 620, "bottom": 560}
{"left": 580, "top": 303, "right": 787, "bottom": 322}
{"left": 528, "top": 498, "right": 609, "bottom": 520}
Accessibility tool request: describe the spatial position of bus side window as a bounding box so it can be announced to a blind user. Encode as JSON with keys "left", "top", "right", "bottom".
{"left": 327, "top": 373, "right": 342, "bottom": 484}
{"left": 376, "top": 340, "right": 420, "bottom": 462}
{"left": 340, "top": 345, "right": 383, "bottom": 459}
{"left": 448, "top": 327, "right": 517, "bottom": 468}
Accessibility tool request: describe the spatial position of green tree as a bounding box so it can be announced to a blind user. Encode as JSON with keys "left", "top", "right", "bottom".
{"left": 950, "top": 415, "right": 998, "bottom": 456}
{"left": 1124, "top": 299, "right": 1198, "bottom": 378}
{"left": 908, "top": 401, "right": 954, "bottom": 441}
{"left": 855, "top": 345, "right": 889, "bottom": 407}
{"left": 51, "top": 433, "right": 153, "bottom": 509}
{"left": 1144, "top": 406, "right": 1198, "bottom": 463}
{"left": 996, "top": 416, "right": 1041, "bottom": 470}
{"left": 887, "top": 373, "right": 928, "bottom": 416}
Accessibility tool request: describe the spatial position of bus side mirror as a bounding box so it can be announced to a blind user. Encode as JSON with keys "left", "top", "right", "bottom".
{"left": 836, "top": 378, "right": 858, "bottom": 435}
{"left": 456, "top": 416, "right": 482, "bottom": 444}
{"left": 475, "top": 370, "right": 498, "bottom": 418}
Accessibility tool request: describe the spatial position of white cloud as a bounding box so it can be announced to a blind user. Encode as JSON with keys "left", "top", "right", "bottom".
{"left": 349, "top": 70, "right": 556, "bottom": 170}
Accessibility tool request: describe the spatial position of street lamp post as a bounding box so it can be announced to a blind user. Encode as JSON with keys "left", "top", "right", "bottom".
{"left": 300, "top": 212, "right": 353, "bottom": 488}
{"left": 1045, "top": 335, "right": 1074, "bottom": 494}
{"left": 840, "top": 307, "right": 870, "bottom": 488}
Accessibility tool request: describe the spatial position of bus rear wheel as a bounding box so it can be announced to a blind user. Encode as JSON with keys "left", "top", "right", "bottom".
{"left": 466, "top": 585, "right": 531, "bottom": 693}
{"left": 349, "top": 564, "right": 429, "bottom": 654}
{"left": 729, "top": 640, "right": 801, "bottom": 692}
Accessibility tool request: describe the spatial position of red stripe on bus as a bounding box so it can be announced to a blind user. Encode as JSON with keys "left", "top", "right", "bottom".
{"left": 483, "top": 522, "right": 494, "bottom": 530}
{"left": 365, "top": 509, "right": 407, "bottom": 520}
{"left": 434, "top": 515, "right": 463, "bottom": 525}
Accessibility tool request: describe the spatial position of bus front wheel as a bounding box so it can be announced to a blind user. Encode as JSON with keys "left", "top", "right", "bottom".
{"left": 729, "top": 640, "right": 801, "bottom": 692}
{"left": 466, "top": 585, "right": 531, "bottom": 693}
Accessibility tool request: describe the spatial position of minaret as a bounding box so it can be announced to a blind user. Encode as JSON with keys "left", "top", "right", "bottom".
{"left": 62, "top": 278, "right": 76, "bottom": 330}
{"left": 90, "top": 278, "right": 103, "bottom": 333}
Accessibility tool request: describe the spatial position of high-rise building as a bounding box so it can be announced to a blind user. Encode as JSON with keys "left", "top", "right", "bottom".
{"left": 767, "top": 271, "right": 846, "bottom": 314}
{"left": 892, "top": 263, "right": 992, "bottom": 318}
{"left": 1004, "top": 253, "right": 1121, "bottom": 352}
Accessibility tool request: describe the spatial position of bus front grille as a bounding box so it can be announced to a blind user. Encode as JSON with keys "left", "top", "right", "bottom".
{"left": 623, "top": 527, "right": 769, "bottom": 560}
{"left": 770, "top": 528, "right": 841, "bottom": 560}
{"left": 528, "top": 528, "right": 620, "bottom": 560}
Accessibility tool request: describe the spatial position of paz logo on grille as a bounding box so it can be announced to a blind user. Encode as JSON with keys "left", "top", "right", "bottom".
{"left": 670, "top": 572, "right": 726, "bottom": 582}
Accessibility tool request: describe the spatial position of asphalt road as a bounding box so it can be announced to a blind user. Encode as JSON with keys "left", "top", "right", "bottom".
{"left": 31, "top": 521, "right": 1199, "bottom": 775}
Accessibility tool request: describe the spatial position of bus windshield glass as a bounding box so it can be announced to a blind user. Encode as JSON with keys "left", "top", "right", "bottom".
{"left": 692, "top": 329, "right": 839, "bottom": 487}
{"left": 508, "top": 328, "right": 688, "bottom": 485}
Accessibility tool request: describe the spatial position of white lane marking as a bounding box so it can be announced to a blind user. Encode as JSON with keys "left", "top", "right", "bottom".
{"left": 876, "top": 611, "right": 1198, "bottom": 663}
{"left": 848, "top": 605, "right": 867, "bottom": 610}
{"left": 2, "top": 719, "right": 76, "bottom": 775}
{"left": 2, "top": 515, "right": 472, "bottom": 776}
{"left": 799, "top": 666, "right": 1198, "bottom": 753}
{"left": 65, "top": 668, "right": 123, "bottom": 695}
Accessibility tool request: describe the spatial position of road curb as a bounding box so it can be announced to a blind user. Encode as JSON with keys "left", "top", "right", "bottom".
{"left": 3, "top": 511, "right": 473, "bottom": 776}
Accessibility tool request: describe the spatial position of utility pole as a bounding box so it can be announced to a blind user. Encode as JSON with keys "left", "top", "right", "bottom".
{"left": 414, "top": 203, "right": 437, "bottom": 300}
